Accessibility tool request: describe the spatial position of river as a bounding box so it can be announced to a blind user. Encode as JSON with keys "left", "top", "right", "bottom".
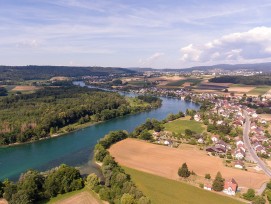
{"left": 0, "top": 82, "right": 199, "bottom": 180}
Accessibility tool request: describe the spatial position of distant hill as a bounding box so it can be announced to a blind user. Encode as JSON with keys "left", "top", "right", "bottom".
{"left": 0, "top": 65, "right": 136, "bottom": 81}
{"left": 129, "top": 62, "right": 271, "bottom": 73}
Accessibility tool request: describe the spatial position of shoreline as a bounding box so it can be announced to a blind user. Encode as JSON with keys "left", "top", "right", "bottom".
{"left": 0, "top": 120, "right": 103, "bottom": 148}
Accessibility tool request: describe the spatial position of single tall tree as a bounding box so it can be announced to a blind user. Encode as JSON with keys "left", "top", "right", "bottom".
{"left": 212, "top": 172, "right": 224, "bottom": 191}
{"left": 178, "top": 163, "right": 190, "bottom": 178}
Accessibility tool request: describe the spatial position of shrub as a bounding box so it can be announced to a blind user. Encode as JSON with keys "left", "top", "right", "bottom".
{"left": 178, "top": 163, "right": 190, "bottom": 178}
{"left": 205, "top": 174, "right": 211, "bottom": 179}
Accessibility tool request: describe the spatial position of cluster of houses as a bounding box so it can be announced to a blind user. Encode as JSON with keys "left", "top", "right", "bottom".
{"left": 204, "top": 178, "right": 238, "bottom": 196}
{"left": 246, "top": 108, "right": 270, "bottom": 156}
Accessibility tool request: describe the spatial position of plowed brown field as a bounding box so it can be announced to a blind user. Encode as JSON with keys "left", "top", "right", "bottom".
{"left": 109, "top": 139, "right": 268, "bottom": 189}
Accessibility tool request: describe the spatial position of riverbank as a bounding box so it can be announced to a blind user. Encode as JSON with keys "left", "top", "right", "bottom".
{"left": 0, "top": 94, "right": 161, "bottom": 148}
{"left": 0, "top": 106, "right": 159, "bottom": 148}
{"left": 0, "top": 120, "right": 103, "bottom": 148}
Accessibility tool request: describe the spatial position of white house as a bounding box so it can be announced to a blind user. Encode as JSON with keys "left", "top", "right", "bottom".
{"left": 234, "top": 160, "right": 244, "bottom": 169}
{"left": 211, "top": 135, "right": 219, "bottom": 143}
{"left": 234, "top": 149, "right": 245, "bottom": 160}
{"left": 223, "top": 179, "right": 238, "bottom": 196}
{"left": 204, "top": 183, "right": 212, "bottom": 191}
{"left": 236, "top": 140, "right": 244, "bottom": 146}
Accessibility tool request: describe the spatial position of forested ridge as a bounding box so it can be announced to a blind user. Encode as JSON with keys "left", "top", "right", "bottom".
{"left": 0, "top": 66, "right": 135, "bottom": 81}
{"left": 0, "top": 86, "right": 161, "bottom": 145}
{"left": 209, "top": 75, "right": 271, "bottom": 85}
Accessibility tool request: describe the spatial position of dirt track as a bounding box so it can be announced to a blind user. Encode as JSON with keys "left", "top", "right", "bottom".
{"left": 109, "top": 139, "right": 268, "bottom": 189}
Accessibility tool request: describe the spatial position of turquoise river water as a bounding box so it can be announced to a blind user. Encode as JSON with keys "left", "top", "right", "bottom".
{"left": 0, "top": 82, "right": 199, "bottom": 180}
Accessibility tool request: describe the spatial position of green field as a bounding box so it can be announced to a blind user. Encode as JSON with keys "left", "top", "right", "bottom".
{"left": 166, "top": 78, "right": 202, "bottom": 86}
{"left": 248, "top": 86, "right": 271, "bottom": 95}
{"left": 164, "top": 117, "right": 205, "bottom": 134}
{"left": 124, "top": 167, "right": 244, "bottom": 204}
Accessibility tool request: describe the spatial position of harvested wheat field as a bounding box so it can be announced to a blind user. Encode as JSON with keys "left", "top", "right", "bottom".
{"left": 50, "top": 76, "right": 70, "bottom": 81}
{"left": 259, "top": 114, "right": 271, "bottom": 121}
{"left": 54, "top": 191, "right": 101, "bottom": 204}
{"left": 12, "top": 86, "right": 41, "bottom": 91}
{"left": 109, "top": 139, "right": 268, "bottom": 189}
{"left": 201, "top": 82, "right": 232, "bottom": 87}
{"left": 228, "top": 86, "right": 255, "bottom": 93}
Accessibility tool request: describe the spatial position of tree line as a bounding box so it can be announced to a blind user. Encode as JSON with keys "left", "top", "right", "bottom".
{"left": 0, "top": 66, "right": 135, "bottom": 81}
{"left": 0, "top": 164, "right": 83, "bottom": 204}
{"left": 209, "top": 75, "right": 271, "bottom": 85}
{"left": 93, "top": 130, "right": 151, "bottom": 203}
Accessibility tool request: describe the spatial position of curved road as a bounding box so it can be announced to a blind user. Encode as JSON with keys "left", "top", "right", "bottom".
{"left": 243, "top": 111, "right": 271, "bottom": 177}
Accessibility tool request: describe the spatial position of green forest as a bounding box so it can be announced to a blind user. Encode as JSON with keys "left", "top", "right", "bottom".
{"left": 0, "top": 66, "right": 135, "bottom": 81}
{"left": 209, "top": 75, "right": 271, "bottom": 85}
{"left": 0, "top": 86, "right": 161, "bottom": 145}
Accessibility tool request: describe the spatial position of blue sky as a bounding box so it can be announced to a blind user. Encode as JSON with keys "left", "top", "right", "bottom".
{"left": 1, "top": 0, "right": 271, "bottom": 68}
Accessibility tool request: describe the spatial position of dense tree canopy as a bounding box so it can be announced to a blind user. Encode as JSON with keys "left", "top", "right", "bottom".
{"left": 0, "top": 165, "right": 84, "bottom": 204}
{"left": 0, "top": 86, "right": 159, "bottom": 145}
{"left": 0, "top": 87, "right": 7, "bottom": 96}
{"left": 0, "top": 66, "right": 135, "bottom": 81}
{"left": 209, "top": 75, "right": 271, "bottom": 85}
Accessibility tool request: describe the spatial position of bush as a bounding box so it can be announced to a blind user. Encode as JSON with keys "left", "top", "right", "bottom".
{"left": 252, "top": 196, "right": 266, "bottom": 204}
{"left": 85, "top": 174, "right": 100, "bottom": 189}
{"left": 120, "top": 193, "right": 135, "bottom": 204}
{"left": 243, "top": 188, "right": 255, "bottom": 201}
{"left": 205, "top": 174, "right": 211, "bottom": 179}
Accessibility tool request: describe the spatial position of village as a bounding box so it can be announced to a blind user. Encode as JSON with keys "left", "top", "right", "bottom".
{"left": 136, "top": 87, "right": 271, "bottom": 198}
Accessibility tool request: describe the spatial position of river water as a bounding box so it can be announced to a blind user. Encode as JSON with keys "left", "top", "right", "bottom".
{"left": 0, "top": 82, "right": 199, "bottom": 180}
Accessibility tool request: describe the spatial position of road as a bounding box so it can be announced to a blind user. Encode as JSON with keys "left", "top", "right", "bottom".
{"left": 243, "top": 111, "right": 271, "bottom": 177}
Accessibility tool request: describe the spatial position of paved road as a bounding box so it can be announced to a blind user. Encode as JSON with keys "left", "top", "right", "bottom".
{"left": 243, "top": 111, "right": 271, "bottom": 177}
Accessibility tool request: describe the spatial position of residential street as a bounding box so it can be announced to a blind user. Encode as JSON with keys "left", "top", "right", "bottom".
{"left": 243, "top": 111, "right": 271, "bottom": 177}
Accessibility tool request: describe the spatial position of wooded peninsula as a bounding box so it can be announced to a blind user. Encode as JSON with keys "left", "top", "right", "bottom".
{"left": 0, "top": 86, "right": 161, "bottom": 145}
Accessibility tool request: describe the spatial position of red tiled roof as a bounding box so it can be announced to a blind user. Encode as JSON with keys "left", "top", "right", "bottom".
{"left": 224, "top": 179, "right": 238, "bottom": 192}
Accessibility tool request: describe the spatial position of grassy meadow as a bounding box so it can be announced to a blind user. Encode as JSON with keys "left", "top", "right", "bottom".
{"left": 124, "top": 167, "right": 245, "bottom": 204}
{"left": 248, "top": 86, "right": 271, "bottom": 96}
{"left": 164, "top": 116, "right": 205, "bottom": 134}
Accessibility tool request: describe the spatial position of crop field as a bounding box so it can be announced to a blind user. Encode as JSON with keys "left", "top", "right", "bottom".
{"left": 109, "top": 139, "right": 269, "bottom": 189}
{"left": 123, "top": 167, "right": 245, "bottom": 204}
{"left": 166, "top": 78, "right": 202, "bottom": 86}
{"left": 164, "top": 117, "right": 205, "bottom": 134}
{"left": 11, "top": 85, "right": 41, "bottom": 91}
{"left": 248, "top": 86, "right": 271, "bottom": 96}
{"left": 228, "top": 86, "right": 256, "bottom": 93}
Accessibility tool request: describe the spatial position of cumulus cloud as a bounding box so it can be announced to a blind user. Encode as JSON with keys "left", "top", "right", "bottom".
{"left": 139, "top": 52, "right": 165, "bottom": 66}
{"left": 16, "top": 39, "right": 40, "bottom": 48}
{"left": 180, "top": 27, "right": 271, "bottom": 63}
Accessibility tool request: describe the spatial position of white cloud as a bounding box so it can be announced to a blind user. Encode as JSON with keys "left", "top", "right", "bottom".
{"left": 139, "top": 52, "right": 165, "bottom": 66}
{"left": 180, "top": 26, "right": 271, "bottom": 64}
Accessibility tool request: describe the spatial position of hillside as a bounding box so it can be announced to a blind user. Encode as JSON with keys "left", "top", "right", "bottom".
{"left": 0, "top": 66, "right": 136, "bottom": 81}
{"left": 130, "top": 62, "right": 271, "bottom": 73}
